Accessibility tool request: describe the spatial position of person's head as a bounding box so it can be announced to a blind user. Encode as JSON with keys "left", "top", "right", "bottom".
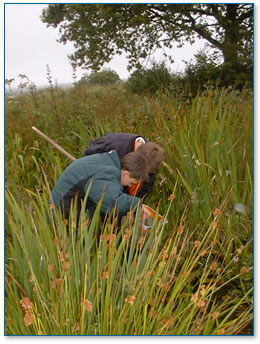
{"left": 120, "top": 152, "right": 149, "bottom": 187}
{"left": 136, "top": 142, "right": 165, "bottom": 173}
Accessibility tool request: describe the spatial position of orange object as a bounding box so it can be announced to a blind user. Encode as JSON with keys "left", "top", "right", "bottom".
{"left": 139, "top": 205, "right": 167, "bottom": 232}
{"left": 142, "top": 205, "right": 163, "bottom": 221}
{"left": 128, "top": 183, "right": 141, "bottom": 196}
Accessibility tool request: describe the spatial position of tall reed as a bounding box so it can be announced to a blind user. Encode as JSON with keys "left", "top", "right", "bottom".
{"left": 5, "top": 183, "right": 253, "bottom": 335}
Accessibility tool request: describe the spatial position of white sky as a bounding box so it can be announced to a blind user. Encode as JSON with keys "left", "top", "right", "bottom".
{"left": 4, "top": 3, "right": 209, "bottom": 88}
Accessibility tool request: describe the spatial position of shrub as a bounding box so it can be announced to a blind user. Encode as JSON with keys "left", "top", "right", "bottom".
{"left": 182, "top": 49, "right": 253, "bottom": 94}
{"left": 182, "top": 50, "right": 222, "bottom": 96}
{"left": 78, "top": 69, "right": 121, "bottom": 86}
{"left": 126, "top": 61, "right": 173, "bottom": 95}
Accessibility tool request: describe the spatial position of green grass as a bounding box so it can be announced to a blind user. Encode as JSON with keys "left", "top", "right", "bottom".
{"left": 5, "top": 82, "right": 253, "bottom": 335}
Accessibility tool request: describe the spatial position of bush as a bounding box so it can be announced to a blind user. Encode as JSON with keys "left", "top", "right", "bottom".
{"left": 79, "top": 69, "right": 121, "bottom": 86}
{"left": 182, "top": 50, "right": 222, "bottom": 95}
{"left": 182, "top": 49, "right": 253, "bottom": 94}
{"left": 126, "top": 61, "right": 173, "bottom": 95}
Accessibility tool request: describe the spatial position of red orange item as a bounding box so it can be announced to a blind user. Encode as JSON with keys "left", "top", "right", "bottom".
{"left": 128, "top": 183, "right": 141, "bottom": 196}
{"left": 142, "top": 205, "right": 163, "bottom": 221}
{"left": 139, "top": 205, "right": 167, "bottom": 232}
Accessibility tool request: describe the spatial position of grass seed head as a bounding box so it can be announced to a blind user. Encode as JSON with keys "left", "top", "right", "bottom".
{"left": 24, "top": 311, "right": 34, "bottom": 327}
{"left": 59, "top": 251, "right": 66, "bottom": 262}
{"left": 171, "top": 246, "right": 177, "bottom": 255}
{"left": 64, "top": 261, "right": 71, "bottom": 272}
{"left": 138, "top": 235, "right": 146, "bottom": 245}
{"left": 161, "top": 317, "right": 174, "bottom": 328}
{"left": 199, "top": 300, "right": 206, "bottom": 312}
{"left": 81, "top": 221, "right": 88, "bottom": 228}
{"left": 217, "top": 328, "right": 225, "bottom": 335}
{"left": 212, "top": 312, "right": 220, "bottom": 320}
{"left": 102, "top": 271, "right": 109, "bottom": 279}
{"left": 194, "top": 240, "right": 201, "bottom": 249}
{"left": 108, "top": 233, "right": 116, "bottom": 242}
{"left": 182, "top": 271, "right": 189, "bottom": 278}
{"left": 213, "top": 208, "right": 222, "bottom": 216}
{"left": 177, "top": 225, "right": 184, "bottom": 235}
{"left": 200, "top": 250, "right": 208, "bottom": 257}
{"left": 20, "top": 297, "right": 33, "bottom": 311}
{"left": 237, "top": 246, "right": 245, "bottom": 255}
{"left": 48, "top": 264, "right": 54, "bottom": 272}
{"left": 240, "top": 266, "right": 249, "bottom": 273}
{"left": 56, "top": 278, "right": 64, "bottom": 293}
{"left": 100, "top": 234, "right": 116, "bottom": 242}
{"left": 48, "top": 203, "right": 55, "bottom": 210}
{"left": 210, "top": 261, "right": 218, "bottom": 271}
{"left": 149, "top": 308, "right": 159, "bottom": 319}
{"left": 216, "top": 268, "right": 222, "bottom": 274}
{"left": 200, "top": 285, "right": 206, "bottom": 296}
{"left": 100, "top": 234, "right": 107, "bottom": 241}
{"left": 210, "top": 221, "right": 218, "bottom": 229}
{"left": 124, "top": 295, "right": 136, "bottom": 305}
{"left": 191, "top": 293, "right": 198, "bottom": 304}
{"left": 123, "top": 228, "right": 131, "bottom": 240}
{"left": 73, "top": 322, "right": 80, "bottom": 332}
{"left": 168, "top": 193, "right": 176, "bottom": 201}
{"left": 84, "top": 299, "right": 93, "bottom": 312}
{"left": 162, "top": 250, "right": 169, "bottom": 259}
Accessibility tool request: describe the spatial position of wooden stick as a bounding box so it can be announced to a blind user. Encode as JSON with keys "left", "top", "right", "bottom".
{"left": 32, "top": 126, "right": 76, "bottom": 161}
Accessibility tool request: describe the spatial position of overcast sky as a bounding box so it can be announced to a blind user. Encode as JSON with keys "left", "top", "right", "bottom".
{"left": 4, "top": 3, "right": 209, "bottom": 88}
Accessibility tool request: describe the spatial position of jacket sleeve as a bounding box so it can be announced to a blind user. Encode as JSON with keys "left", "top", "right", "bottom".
{"left": 84, "top": 137, "right": 109, "bottom": 156}
{"left": 84, "top": 179, "right": 140, "bottom": 217}
{"left": 84, "top": 133, "right": 146, "bottom": 157}
{"left": 136, "top": 173, "right": 156, "bottom": 199}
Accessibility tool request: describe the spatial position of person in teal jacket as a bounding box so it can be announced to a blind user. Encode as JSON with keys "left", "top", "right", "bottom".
{"left": 50, "top": 150, "right": 149, "bottom": 223}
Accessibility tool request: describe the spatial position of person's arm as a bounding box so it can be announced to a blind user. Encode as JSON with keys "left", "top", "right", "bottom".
{"left": 84, "top": 179, "right": 140, "bottom": 217}
{"left": 84, "top": 133, "right": 146, "bottom": 157}
{"left": 84, "top": 137, "right": 108, "bottom": 156}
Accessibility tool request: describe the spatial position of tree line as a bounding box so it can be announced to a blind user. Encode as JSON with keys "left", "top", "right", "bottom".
{"left": 41, "top": 3, "right": 253, "bottom": 92}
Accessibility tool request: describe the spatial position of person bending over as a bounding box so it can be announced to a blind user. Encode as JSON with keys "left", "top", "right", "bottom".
{"left": 51, "top": 150, "right": 150, "bottom": 224}
{"left": 83, "top": 133, "right": 165, "bottom": 198}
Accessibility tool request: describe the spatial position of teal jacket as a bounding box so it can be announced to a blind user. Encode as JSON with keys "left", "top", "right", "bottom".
{"left": 51, "top": 150, "right": 140, "bottom": 219}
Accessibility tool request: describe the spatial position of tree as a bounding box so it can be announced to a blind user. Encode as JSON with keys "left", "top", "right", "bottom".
{"left": 41, "top": 4, "right": 253, "bottom": 77}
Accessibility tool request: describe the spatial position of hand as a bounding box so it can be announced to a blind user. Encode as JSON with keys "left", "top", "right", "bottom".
{"left": 142, "top": 204, "right": 151, "bottom": 219}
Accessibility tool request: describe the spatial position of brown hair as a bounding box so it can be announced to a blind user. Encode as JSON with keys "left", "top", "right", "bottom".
{"left": 136, "top": 142, "right": 165, "bottom": 173}
{"left": 120, "top": 152, "right": 149, "bottom": 182}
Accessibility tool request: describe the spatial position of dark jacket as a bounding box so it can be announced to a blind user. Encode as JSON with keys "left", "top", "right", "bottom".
{"left": 51, "top": 150, "right": 140, "bottom": 220}
{"left": 84, "top": 133, "right": 155, "bottom": 198}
